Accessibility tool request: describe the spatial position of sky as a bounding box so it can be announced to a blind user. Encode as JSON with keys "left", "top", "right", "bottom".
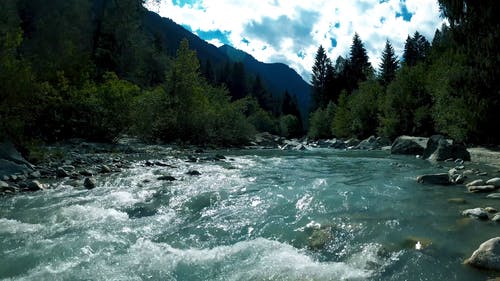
{"left": 144, "top": 0, "right": 446, "bottom": 82}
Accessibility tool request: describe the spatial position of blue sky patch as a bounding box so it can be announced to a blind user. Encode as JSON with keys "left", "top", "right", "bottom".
{"left": 396, "top": 2, "right": 413, "bottom": 21}
{"left": 172, "top": 0, "right": 200, "bottom": 8}
{"left": 334, "top": 22, "right": 340, "bottom": 28}
{"left": 380, "top": 17, "right": 386, "bottom": 24}
{"left": 195, "top": 29, "right": 231, "bottom": 45}
{"left": 241, "top": 38, "right": 250, "bottom": 45}
{"left": 330, "top": 38, "right": 337, "bottom": 48}
{"left": 297, "top": 50, "right": 306, "bottom": 59}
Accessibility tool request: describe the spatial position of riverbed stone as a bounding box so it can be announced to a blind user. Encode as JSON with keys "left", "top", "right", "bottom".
{"left": 485, "top": 207, "right": 498, "bottom": 214}
{"left": 492, "top": 215, "right": 500, "bottom": 222}
{"left": 416, "top": 173, "right": 451, "bottom": 185}
{"left": 468, "top": 185, "right": 497, "bottom": 193}
{"left": 465, "top": 237, "right": 500, "bottom": 271}
{"left": 487, "top": 193, "right": 500, "bottom": 199}
{"left": 448, "top": 198, "right": 467, "bottom": 204}
{"left": 27, "top": 180, "right": 45, "bottom": 191}
{"left": 79, "top": 170, "right": 93, "bottom": 177}
{"left": 391, "top": 136, "right": 426, "bottom": 155}
{"left": 83, "top": 177, "right": 96, "bottom": 189}
{"left": 99, "top": 165, "right": 111, "bottom": 173}
{"left": 56, "top": 167, "right": 69, "bottom": 178}
{"left": 462, "top": 208, "right": 489, "bottom": 220}
{"left": 486, "top": 178, "right": 500, "bottom": 187}
{"left": 466, "top": 179, "right": 485, "bottom": 187}
{"left": 427, "top": 137, "right": 471, "bottom": 162}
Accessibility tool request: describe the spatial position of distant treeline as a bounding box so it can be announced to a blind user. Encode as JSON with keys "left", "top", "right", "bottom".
{"left": 0, "top": 0, "right": 303, "bottom": 150}
{"left": 308, "top": 0, "right": 499, "bottom": 144}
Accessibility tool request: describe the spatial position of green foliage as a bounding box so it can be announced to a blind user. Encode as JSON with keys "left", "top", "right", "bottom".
{"left": 403, "top": 32, "right": 430, "bottom": 67}
{"left": 280, "top": 115, "right": 301, "bottom": 139}
{"left": 332, "top": 92, "right": 352, "bottom": 138}
{"left": 349, "top": 80, "right": 383, "bottom": 138}
{"left": 378, "top": 64, "right": 432, "bottom": 138}
{"left": 308, "top": 102, "right": 336, "bottom": 140}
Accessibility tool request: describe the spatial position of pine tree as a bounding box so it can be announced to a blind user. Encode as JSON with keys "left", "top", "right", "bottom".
{"left": 311, "top": 45, "right": 332, "bottom": 110}
{"left": 347, "top": 33, "right": 373, "bottom": 92}
{"left": 378, "top": 40, "right": 399, "bottom": 87}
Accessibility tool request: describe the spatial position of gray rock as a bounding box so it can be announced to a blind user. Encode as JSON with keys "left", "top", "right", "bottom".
{"left": 56, "top": 167, "right": 69, "bottom": 178}
{"left": 27, "top": 180, "right": 45, "bottom": 191}
{"left": 329, "top": 139, "right": 347, "bottom": 149}
{"left": 61, "top": 165, "right": 75, "bottom": 171}
{"left": 465, "top": 237, "right": 500, "bottom": 271}
{"left": 391, "top": 136, "right": 426, "bottom": 155}
{"left": 29, "top": 171, "right": 41, "bottom": 179}
{"left": 423, "top": 135, "right": 448, "bottom": 158}
{"left": 356, "top": 136, "right": 377, "bottom": 150}
{"left": 492, "top": 215, "right": 500, "bottom": 222}
{"left": 468, "top": 185, "right": 497, "bottom": 193}
{"left": 83, "top": 177, "right": 96, "bottom": 189}
{"left": 0, "top": 141, "right": 34, "bottom": 168}
{"left": 448, "top": 168, "right": 466, "bottom": 184}
{"left": 462, "top": 208, "right": 489, "bottom": 220}
{"left": 487, "top": 193, "right": 500, "bottom": 199}
{"left": 294, "top": 144, "right": 307, "bottom": 151}
{"left": 416, "top": 173, "right": 451, "bottom": 185}
{"left": 428, "top": 138, "right": 471, "bottom": 162}
{"left": 486, "top": 178, "right": 500, "bottom": 187}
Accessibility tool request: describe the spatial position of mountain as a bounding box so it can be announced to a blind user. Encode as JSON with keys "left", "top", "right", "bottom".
{"left": 218, "top": 45, "right": 311, "bottom": 117}
{"left": 142, "top": 10, "right": 311, "bottom": 116}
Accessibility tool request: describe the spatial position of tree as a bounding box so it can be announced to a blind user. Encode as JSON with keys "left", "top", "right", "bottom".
{"left": 403, "top": 32, "right": 430, "bottom": 67}
{"left": 378, "top": 40, "right": 398, "bottom": 87}
{"left": 311, "top": 45, "right": 332, "bottom": 110}
{"left": 346, "top": 33, "right": 373, "bottom": 92}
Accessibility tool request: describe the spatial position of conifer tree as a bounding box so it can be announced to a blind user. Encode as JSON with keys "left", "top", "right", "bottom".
{"left": 378, "top": 40, "right": 398, "bottom": 87}
{"left": 347, "top": 33, "right": 373, "bottom": 92}
{"left": 311, "top": 45, "right": 332, "bottom": 110}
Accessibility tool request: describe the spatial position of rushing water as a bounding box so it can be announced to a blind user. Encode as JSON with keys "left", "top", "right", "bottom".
{"left": 1, "top": 148, "right": 499, "bottom": 280}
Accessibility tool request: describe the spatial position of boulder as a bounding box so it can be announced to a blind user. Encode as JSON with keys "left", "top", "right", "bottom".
{"left": 448, "top": 168, "right": 466, "bottom": 184}
{"left": 423, "top": 135, "right": 447, "bottom": 158}
{"left": 308, "top": 227, "right": 332, "bottom": 250}
{"left": 391, "top": 136, "right": 426, "bottom": 155}
{"left": 294, "top": 144, "right": 308, "bottom": 151}
{"left": 468, "top": 185, "right": 497, "bottom": 193}
{"left": 465, "top": 237, "right": 500, "bottom": 271}
{"left": 416, "top": 173, "right": 451, "bottom": 185}
{"left": 83, "top": 177, "right": 96, "bottom": 189}
{"left": 485, "top": 207, "right": 498, "bottom": 214}
{"left": 99, "top": 165, "right": 111, "bottom": 173}
{"left": 0, "top": 141, "right": 34, "bottom": 168}
{"left": 492, "top": 215, "right": 500, "bottom": 222}
{"left": 329, "top": 139, "right": 347, "bottom": 149}
{"left": 461, "top": 208, "right": 489, "bottom": 220}
{"left": 486, "top": 178, "right": 500, "bottom": 188}
{"left": 427, "top": 138, "right": 470, "bottom": 162}
{"left": 356, "top": 136, "right": 377, "bottom": 150}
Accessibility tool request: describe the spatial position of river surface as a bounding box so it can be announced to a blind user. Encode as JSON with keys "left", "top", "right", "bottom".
{"left": 1, "top": 148, "right": 499, "bottom": 280}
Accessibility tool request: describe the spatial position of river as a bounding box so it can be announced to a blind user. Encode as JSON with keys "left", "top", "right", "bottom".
{"left": 1, "top": 148, "right": 499, "bottom": 280}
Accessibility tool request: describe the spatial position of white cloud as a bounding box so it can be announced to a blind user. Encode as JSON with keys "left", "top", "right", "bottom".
{"left": 145, "top": 0, "right": 446, "bottom": 81}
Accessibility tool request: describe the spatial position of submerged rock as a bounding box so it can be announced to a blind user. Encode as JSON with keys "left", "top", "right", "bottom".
{"left": 158, "top": 175, "right": 176, "bottom": 181}
{"left": 416, "top": 173, "right": 451, "bottom": 185}
{"left": 186, "top": 170, "right": 201, "bottom": 176}
{"left": 465, "top": 237, "right": 500, "bottom": 271}
{"left": 462, "top": 208, "right": 489, "bottom": 220}
{"left": 401, "top": 236, "right": 433, "bottom": 250}
{"left": 83, "top": 177, "right": 96, "bottom": 189}
{"left": 308, "top": 227, "right": 332, "bottom": 250}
